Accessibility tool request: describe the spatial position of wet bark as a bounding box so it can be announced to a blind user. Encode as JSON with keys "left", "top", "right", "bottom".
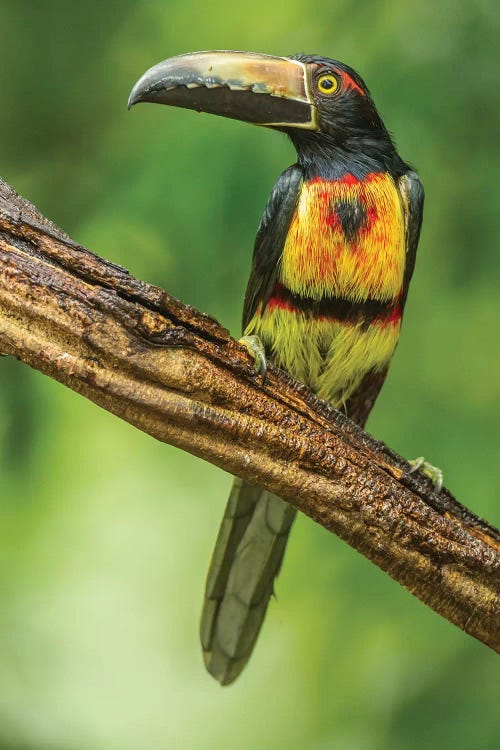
{"left": 0, "top": 177, "right": 498, "bottom": 652}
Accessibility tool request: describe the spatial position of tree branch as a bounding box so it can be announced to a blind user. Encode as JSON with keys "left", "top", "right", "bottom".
{"left": 0, "top": 177, "right": 498, "bottom": 652}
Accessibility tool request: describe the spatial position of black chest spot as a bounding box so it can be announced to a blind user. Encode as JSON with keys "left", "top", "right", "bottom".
{"left": 331, "top": 199, "right": 368, "bottom": 242}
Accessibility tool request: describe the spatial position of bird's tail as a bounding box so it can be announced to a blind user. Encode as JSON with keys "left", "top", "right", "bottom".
{"left": 200, "top": 477, "right": 296, "bottom": 685}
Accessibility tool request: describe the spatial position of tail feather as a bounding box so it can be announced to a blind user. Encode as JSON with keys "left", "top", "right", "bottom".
{"left": 200, "top": 477, "right": 296, "bottom": 685}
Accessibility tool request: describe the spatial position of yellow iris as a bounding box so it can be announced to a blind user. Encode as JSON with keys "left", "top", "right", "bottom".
{"left": 317, "top": 73, "right": 339, "bottom": 94}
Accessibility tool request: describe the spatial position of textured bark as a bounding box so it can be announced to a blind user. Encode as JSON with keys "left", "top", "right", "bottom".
{"left": 0, "top": 177, "right": 498, "bottom": 652}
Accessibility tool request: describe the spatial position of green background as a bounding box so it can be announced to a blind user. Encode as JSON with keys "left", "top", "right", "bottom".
{"left": 0, "top": 1, "right": 498, "bottom": 748}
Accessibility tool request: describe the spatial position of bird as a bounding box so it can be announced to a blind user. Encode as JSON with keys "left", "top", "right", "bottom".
{"left": 128, "top": 51, "right": 425, "bottom": 685}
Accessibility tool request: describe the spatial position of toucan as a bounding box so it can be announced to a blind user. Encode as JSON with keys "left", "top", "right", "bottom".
{"left": 129, "top": 50, "right": 425, "bottom": 685}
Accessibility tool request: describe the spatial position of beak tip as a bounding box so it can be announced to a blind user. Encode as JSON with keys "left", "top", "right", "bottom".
{"left": 127, "top": 86, "right": 140, "bottom": 110}
{"left": 128, "top": 63, "right": 165, "bottom": 111}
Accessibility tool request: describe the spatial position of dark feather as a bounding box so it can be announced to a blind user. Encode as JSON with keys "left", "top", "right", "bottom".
{"left": 242, "top": 165, "right": 303, "bottom": 331}
{"left": 345, "top": 367, "right": 389, "bottom": 428}
{"left": 398, "top": 170, "right": 424, "bottom": 305}
{"left": 333, "top": 198, "right": 367, "bottom": 242}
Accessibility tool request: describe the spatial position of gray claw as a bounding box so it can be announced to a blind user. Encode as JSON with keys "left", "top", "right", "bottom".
{"left": 239, "top": 335, "right": 267, "bottom": 380}
{"left": 409, "top": 456, "right": 444, "bottom": 492}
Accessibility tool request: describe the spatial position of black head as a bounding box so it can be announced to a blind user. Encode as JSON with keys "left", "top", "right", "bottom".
{"left": 289, "top": 54, "right": 397, "bottom": 167}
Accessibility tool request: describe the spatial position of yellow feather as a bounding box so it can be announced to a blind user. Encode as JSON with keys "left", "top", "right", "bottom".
{"left": 279, "top": 174, "right": 406, "bottom": 301}
{"left": 245, "top": 307, "right": 400, "bottom": 407}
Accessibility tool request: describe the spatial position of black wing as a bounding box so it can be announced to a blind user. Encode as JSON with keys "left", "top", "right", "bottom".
{"left": 345, "top": 367, "right": 389, "bottom": 428}
{"left": 398, "top": 170, "right": 424, "bottom": 306}
{"left": 242, "top": 164, "right": 303, "bottom": 331}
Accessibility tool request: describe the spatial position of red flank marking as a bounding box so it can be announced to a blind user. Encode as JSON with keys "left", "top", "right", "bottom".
{"left": 267, "top": 296, "right": 296, "bottom": 313}
{"left": 267, "top": 283, "right": 297, "bottom": 313}
{"left": 376, "top": 303, "right": 402, "bottom": 327}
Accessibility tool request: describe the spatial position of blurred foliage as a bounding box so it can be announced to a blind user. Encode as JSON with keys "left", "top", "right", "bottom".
{"left": 0, "top": 1, "right": 499, "bottom": 748}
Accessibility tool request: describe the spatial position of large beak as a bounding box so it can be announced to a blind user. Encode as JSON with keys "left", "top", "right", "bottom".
{"left": 128, "top": 51, "right": 317, "bottom": 130}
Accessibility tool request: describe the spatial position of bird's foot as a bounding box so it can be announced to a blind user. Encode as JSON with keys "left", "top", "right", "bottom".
{"left": 408, "top": 457, "right": 444, "bottom": 492}
{"left": 238, "top": 335, "right": 267, "bottom": 380}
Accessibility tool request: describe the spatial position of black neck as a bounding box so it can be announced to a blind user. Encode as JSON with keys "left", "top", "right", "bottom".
{"left": 288, "top": 130, "right": 408, "bottom": 181}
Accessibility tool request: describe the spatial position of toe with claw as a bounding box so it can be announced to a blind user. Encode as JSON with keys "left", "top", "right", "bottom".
{"left": 409, "top": 456, "right": 444, "bottom": 492}
{"left": 238, "top": 335, "right": 267, "bottom": 381}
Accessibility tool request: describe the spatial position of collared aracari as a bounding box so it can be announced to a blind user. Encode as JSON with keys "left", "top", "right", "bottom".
{"left": 129, "top": 51, "right": 424, "bottom": 685}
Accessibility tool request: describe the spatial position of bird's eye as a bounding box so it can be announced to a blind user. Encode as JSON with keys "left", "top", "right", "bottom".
{"left": 317, "top": 73, "right": 339, "bottom": 95}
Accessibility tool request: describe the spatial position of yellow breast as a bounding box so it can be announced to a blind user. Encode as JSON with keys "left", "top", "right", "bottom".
{"left": 279, "top": 172, "right": 406, "bottom": 302}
